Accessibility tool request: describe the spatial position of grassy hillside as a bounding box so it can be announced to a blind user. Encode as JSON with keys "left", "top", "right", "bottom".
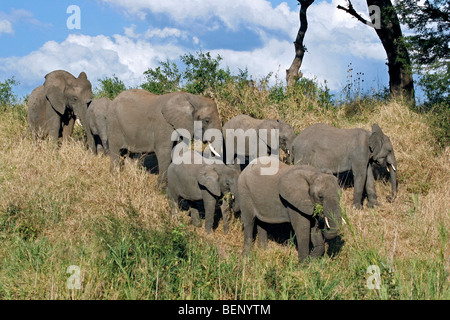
{"left": 0, "top": 85, "right": 448, "bottom": 299}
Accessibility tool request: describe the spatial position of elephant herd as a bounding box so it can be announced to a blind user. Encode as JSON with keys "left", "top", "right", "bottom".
{"left": 25, "top": 70, "right": 398, "bottom": 262}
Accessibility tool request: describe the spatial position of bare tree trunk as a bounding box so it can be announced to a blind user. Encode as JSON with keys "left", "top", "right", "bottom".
{"left": 338, "top": 0, "right": 415, "bottom": 103}
{"left": 286, "top": 0, "right": 314, "bottom": 87}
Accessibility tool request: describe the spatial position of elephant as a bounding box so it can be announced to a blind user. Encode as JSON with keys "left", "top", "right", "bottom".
{"left": 291, "top": 123, "right": 398, "bottom": 209}
{"left": 26, "top": 70, "right": 93, "bottom": 140}
{"left": 238, "top": 156, "right": 343, "bottom": 262}
{"left": 222, "top": 114, "right": 296, "bottom": 169}
{"left": 167, "top": 150, "right": 240, "bottom": 233}
{"left": 85, "top": 97, "right": 111, "bottom": 155}
{"left": 107, "top": 89, "right": 222, "bottom": 185}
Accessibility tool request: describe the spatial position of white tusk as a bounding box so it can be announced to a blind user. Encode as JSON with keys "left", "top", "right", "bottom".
{"left": 231, "top": 195, "right": 235, "bottom": 200}
{"left": 342, "top": 217, "right": 347, "bottom": 225}
{"left": 391, "top": 164, "right": 396, "bottom": 172}
{"left": 208, "top": 142, "right": 221, "bottom": 157}
{"left": 325, "top": 217, "right": 331, "bottom": 229}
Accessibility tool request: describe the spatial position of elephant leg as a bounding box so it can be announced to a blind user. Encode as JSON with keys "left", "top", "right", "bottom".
{"left": 202, "top": 192, "right": 217, "bottom": 233}
{"left": 310, "top": 221, "right": 325, "bottom": 258}
{"left": 220, "top": 201, "right": 231, "bottom": 234}
{"left": 155, "top": 145, "right": 172, "bottom": 188}
{"left": 62, "top": 117, "right": 75, "bottom": 141}
{"left": 240, "top": 199, "right": 255, "bottom": 255}
{"left": 366, "top": 165, "right": 378, "bottom": 208}
{"left": 352, "top": 163, "right": 367, "bottom": 209}
{"left": 288, "top": 210, "right": 311, "bottom": 262}
{"left": 46, "top": 115, "right": 63, "bottom": 140}
{"left": 189, "top": 207, "right": 202, "bottom": 227}
{"left": 257, "top": 223, "right": 268, "bottom": 249}
{"left": 100, "top": 132, "right": 109, "bottom": 155}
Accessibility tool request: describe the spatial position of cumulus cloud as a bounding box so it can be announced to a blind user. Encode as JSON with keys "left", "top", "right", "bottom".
{"left": 102, "top": 0, "right": 296, "bottom": 34}
{"left": 0, "top": 33, "right": 185, "bottom": 89}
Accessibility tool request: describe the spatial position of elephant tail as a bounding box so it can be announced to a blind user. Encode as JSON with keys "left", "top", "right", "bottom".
{"left": 21, "top": 126, "right": 31, "bottom": 140}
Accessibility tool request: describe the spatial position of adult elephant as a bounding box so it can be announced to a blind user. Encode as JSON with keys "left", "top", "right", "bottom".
{"left": 222, "top": 114, "right": 296, "bottom": 168}
{"left": 167, "top": 150, "right": 240, "bottom": 233}
{"left": 292, "top": 123, "right": 398, "bottom": 209}
{"left": 107, "top": 89, "right": 222, "bottom": 185}
{"left": 238, "top": 157, "right": 343, "bottom": 262}
{"left": 85, "top": 97, "right": 111, "bottom": 155}
{"left": 26, "top": 70, "right": 93, "bottom": 140}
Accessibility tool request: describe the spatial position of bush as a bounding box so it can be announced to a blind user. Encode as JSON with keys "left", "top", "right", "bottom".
{"left": 0, "top": 77, "right": 20, "bottom": 109}
{"left": 94, "top": 75, "right": 127, "bottom": 99}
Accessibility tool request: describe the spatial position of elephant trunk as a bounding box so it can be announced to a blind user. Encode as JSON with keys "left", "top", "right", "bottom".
{"left": 322, "top": 199, "right": 342, "bottom": 240}
{"left": 387, "top": 163, "right": 397, "bottom": 202}
{"left": 387, "top": 154, "right": 397, "bottom": 202}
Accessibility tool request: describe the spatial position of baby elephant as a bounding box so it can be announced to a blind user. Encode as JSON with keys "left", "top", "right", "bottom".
{"left": 167, "top": 151, "right": 240, "bottom": 233}
{"left": 238, "top": 157, "right": 343, "bottom": 262}
{"left": 86, "top": 97, "right": 111, "bottom": 155}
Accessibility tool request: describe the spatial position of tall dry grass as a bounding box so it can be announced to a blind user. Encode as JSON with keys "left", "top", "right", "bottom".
{"left": 0, "top": 89, "right": 448, "bottom": 299}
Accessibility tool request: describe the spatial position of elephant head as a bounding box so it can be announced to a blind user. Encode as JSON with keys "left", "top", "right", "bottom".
{"left": 256, "top": 119, "right": 296, "bottom": 161}
{"left": 197, "top": 164, "right": 240, "bottom": 212}
{"left": 279, "top": 167, "right": 342, "bottom": 240}
{"left": 369, "top": 124, "right": 398, "bottom": 201}
{"left": 161, "top": 92, "right": 222, "bottom": 155}
{"left": 43, "top": 70, "right": 93, "bottom": 130}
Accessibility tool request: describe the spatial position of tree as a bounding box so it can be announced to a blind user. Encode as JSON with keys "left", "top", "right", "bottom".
{"left": 141, "top": 60, "right": 181, "bottom": 95}
{"left": 395, "top": 0, "right": 449, "bottom": 106}
{"left": 338, "top": 0, "right": 415, "bottom": 103}
{"left": 0, "top": 77, "right": 19, "bottom": 108}
{"left": 95, "top": 75, "right": 127, "bottom": 99}
{"left": 181, "top": 51, "right": 232, "bottom": 95}
{"left": 286, "top": 0, "right": 314, "bottom": 87}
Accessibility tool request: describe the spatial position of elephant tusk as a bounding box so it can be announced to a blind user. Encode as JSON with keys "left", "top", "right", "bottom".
{"left": 208, "top": 142, "right": 221, "bottom": 158}
{"left": 231, "top": 195, "right": 235, "bottom": 200}
{"left": 391, "top": 164, "right": 396, "bottom": 172}
{"left": 325, "top": 217, "right": 331, "bottom": 229}
{"left": 342, "top": 217, "right": 347, "bottom": 225}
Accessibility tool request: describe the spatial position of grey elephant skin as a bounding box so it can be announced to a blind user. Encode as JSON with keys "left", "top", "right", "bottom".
{"left": 238, "top": 157, "right": 342, "bottom": 262}
{"left": 86, "top": 97, "right": 111, "bottom": 155}
{"left": 107, "top": 89, "right": 222, "bottom": 185}
{"left": 167, "top": 151, "right": 240, "bottom": 233}
{"left": 292, "top": 123, "right": 398, "bottom": 208}
{"left": 222, "top": 114, "right": 296, "bottom": 168}
{"left": 26, "top": 70, "right": 93, "bottom": 140}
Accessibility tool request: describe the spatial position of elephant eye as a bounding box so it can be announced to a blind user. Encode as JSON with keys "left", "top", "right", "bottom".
{"left": 71, "top": 96, "right": 78, "bottom": 102}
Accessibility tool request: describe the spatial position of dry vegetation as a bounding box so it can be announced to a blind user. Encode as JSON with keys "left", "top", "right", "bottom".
{"left": 0, "top": 83, "right": 448, "bottom": 299}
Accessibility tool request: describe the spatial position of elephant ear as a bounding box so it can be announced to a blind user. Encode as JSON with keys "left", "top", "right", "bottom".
{"left": 44, "top": 72, "right": 68, "bottom": 115}
{"left": 197, "top": 166, "right": 221, "bottom": 197}
{"left": 78, "top": 72, "right": 88, "bottom": 80}
{"left": 278, "top": 168, "right": 314, "bottom": 215}
{"left": 161, "top": 93, "right": 194, "bottom": 137}
{"left": 369, "top": 123, "right": 384, "bottom": 157}
{"left": 257, "top": 120, "right": 279, "bottom": 149}
{"left": 45, "top": 85, "right": 66, "bottom": 115}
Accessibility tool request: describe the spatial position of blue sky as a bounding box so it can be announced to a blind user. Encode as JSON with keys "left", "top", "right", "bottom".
{"left": 0, "top": 0, "right": 393, "bottom": 99}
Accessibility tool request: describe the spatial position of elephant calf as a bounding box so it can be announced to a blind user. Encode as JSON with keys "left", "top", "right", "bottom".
{"left": 86, "top": 97, "right": 111, "bottom": 155}
{"left": 238, "top": 157, "right": 343, "bottom": 262}
{"left": 167, "top": 151, "right": 240, "bottom": 233}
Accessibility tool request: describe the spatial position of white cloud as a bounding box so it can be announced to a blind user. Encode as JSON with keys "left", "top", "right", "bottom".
{"left": 0, "top": 19, "right": 13, "bottom": 35}
{"left": 0, "top": 33, "right": 185, "bottom": 89}
{"left": 124, "top": 24, "right": 187, "bottom": 40}
{"left": 103, "top": 0, "right": 296, "bottom": 33}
